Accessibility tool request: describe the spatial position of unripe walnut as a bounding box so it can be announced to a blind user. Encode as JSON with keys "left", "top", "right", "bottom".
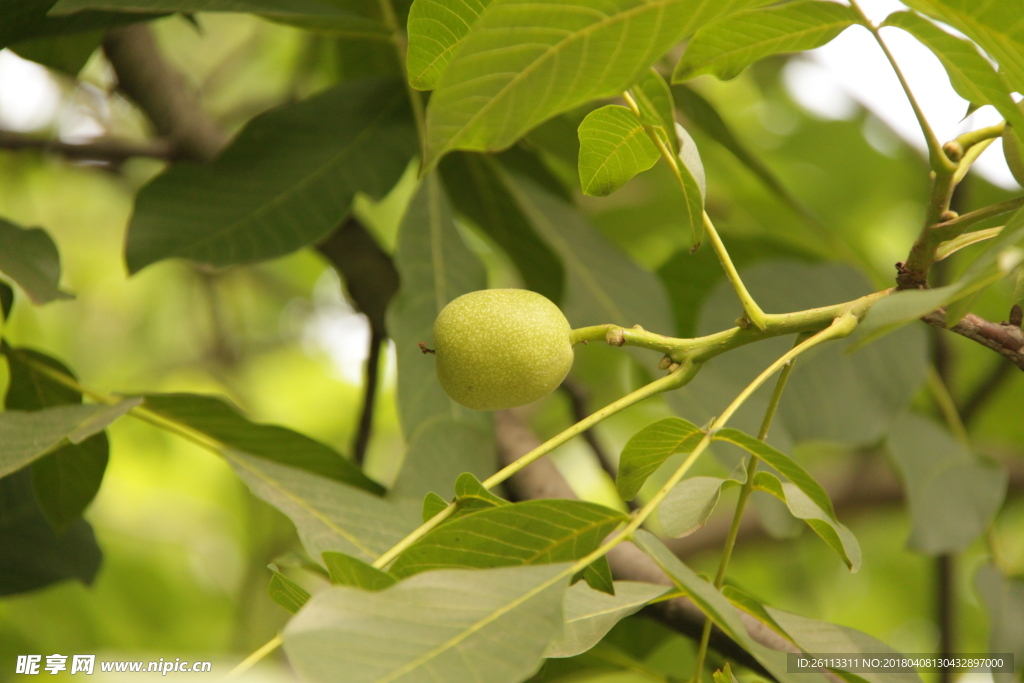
{"left": 433, "top": 289, "right": 574, "bottom": 410}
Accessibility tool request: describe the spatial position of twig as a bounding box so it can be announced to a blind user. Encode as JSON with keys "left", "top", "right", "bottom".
{"left": 103, "top": 24, "right": 229, "bottom": 161}
{"left": 922, "top": 310, "right": 1024, "bottom": 370}
{"left": 352, "top": 329, "right": 384, "bottom": 465}
{"left": 0, "top": 130, "right": 174, "bottom": 163}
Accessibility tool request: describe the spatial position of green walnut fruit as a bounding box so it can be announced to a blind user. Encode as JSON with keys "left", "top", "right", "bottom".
{"left": 433, "top": 289, "right": 574, "bottom": 411}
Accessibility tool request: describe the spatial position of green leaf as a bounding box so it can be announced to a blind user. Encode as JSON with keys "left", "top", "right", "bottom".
{"left": 387, "top": 499, "right": 627, "bottom": 578}
{"left": 0, "top": 0, "right": 156, "bottom": 49}
{"left": 882, "top": 12, "right": 1024, "bottom": 136}
{"left": 439, "top": 152, "right": 565, "bottom": 302}
{"left": 577, "top": 105, "right": 660, "bottom": 197}
{"left": 226, "top": 451, "right": 420, "bottom": 563}
{"left": 422, "top": 491, "right": 449, "bottom": 522}
{"left": 752, "top": 471, "right": 861, "bottom": 571}
{"left": 630, "top": 67, "right": 678, "bottom": 152}
{"left": 125, "top": 77, "right": 416, "bottom": 272}
{"left": 901, "top": 0, "right": 1024, "bottom": 94}
{"left": 4, "top": 347, "right": 108, "bottom": 534}
{"left": 887, "top": 413, "right": 1007, "bottom": 554}
{"left": 140, "top": 393, "right": 384, "bottom": 495}
{"left": 390, "top": 417, "right": 495, "bottom": 501}
{"left": 283, "top": 564, "right": 571, "bottom": 683}
{"left": 423, "top": 0, "right": 772, "bottom": 166}
{"left": 721, "top": 585, "right": 791, "bottom": 642}
{"left": 633, "top": 530, "right": 830, "bottom": 683}
{"left": 674, "top": 122, "right": 708, "bottom": 249}
{"left": 269, "top": 569, "right": 312, "bottom": 614}
{"left": 322, "top": 552, "right": 396, "bottom": 591}
{"left": 0, "top": 469, "right": 102, "bottom": 596}
{"left": 659, "top": 474, "right": 742, "bottom": 538}
{"left": 579, "top": 556, "right": 615, "bottom": 596}
{"left": 386, "top": 173, "right": 489, "bottom": 439}
{"left": 497, "top": 168, "right": 676, "bottom": 373}
{"left": 673, "top": 1, "right": 859, "bottom": 82}
{"left": 50, "top": 0, "right": 365, "bottom": 21}
{"left": 713, "top": 428, "right": 837, "bottom": 519}
{"left": 453, "top": 471, "right": 508, "bottom": 511}
{"left": 11, "top": 30, "right": 103, "bottom": 76}
{"left": 975, "top": 563, "right": 1024, "bottom": 683}
{"left": 765, "top": 607, "right": 923, "bottom": 683}
{"left": 546, "top": 581, "right": 669, "bottom": 658}
{"left": 406, "top": 0, "right": 492, "bottom": 90}
{"left": 0, "top": 401, "right": 137, "bottom": 479}
{"left": 617, "top": 417, "right": 704, "bottom": 501}
{"left": 713, "top": 663, "right": 741, "bottom": 683}
{"left": 0, "top": 218, "right": 73, "bottom": 305}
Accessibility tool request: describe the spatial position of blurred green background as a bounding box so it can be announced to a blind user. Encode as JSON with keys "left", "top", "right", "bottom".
{"left": 0, "top": 9, "right": 1021, "bottom": 681}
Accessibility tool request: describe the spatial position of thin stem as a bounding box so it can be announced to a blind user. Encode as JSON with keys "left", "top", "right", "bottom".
{"left": 703, "top": 212, "right": 768, "bottom": 330}
{"left": 955, "top": 122, "right": 1005, "bottom": 151}
{"left": 935, "top": 226, "right": 1003, "bottom": 262}
{"left": 372, "top": 503, "right": 456, "bottom": 568}
{"left": 375, "top": 0, "right": 427, "bottom": 157}
{"left": 352, "top": 329, "right": 384, "bottom": 465}
{"left": 692, "top": 349, "right": 800, "bottom": 681}
{"left": 934, "top": 196, "right": 1024, "bottom": 236}
{"left": 927, "top": 366, "right": 969, "bottom": 446}
{"left": 952, "top": 137, "right": 995, "bottom": 187}
{"left": 226, "top": 635, "right": 282, "bottom": 678}
{"left": 851, "top": 1, "right": 955, "bottom": 173}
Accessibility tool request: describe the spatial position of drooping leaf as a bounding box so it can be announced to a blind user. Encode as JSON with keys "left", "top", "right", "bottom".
{"left": 630, "top": 67, "right": 678, "bottom": 152}
{"left": 140, "top": 393, "right": 384, "bottom": 495}
{"left": 673, "top": 1, "right": 859, "bottom": 82}
{"left": 322, "top": 551, "right": 397, "bottom": 591}
{"left": 0, "top": 470, "right": 102, "bottom": 596}
{"left": 439, "top": 152, "right": 565, "bottom": 302}
{"left": 423, "top": 0, "right": 773, "bottom": 166}
{"left": 900, "top": 0, "right": 1024, "bottom": 94}
{"left": 3, "top": 347, "right": 109, "bottom": 533}
{"left": 633, "top": 530, "right": 830, "bottom": 683}
{"left": 390, "top": 417, "right": 496, "bottom": 502}
{"left": 617, "top": 417, "right": 704, "bottom": 501}
{"left": 386, "top": 173, "right": 490, "bottom": 439}
{"left": 713, "top": 428, "right": 837, "bottom": 519}
{"left": 577, "top": 105, "right": 660, "bottom": 197}
{"left": 497, "top": 169, "right": 676, "bottom": 373}
{"left": 226, "top": 452, "right": 420, "bottom": 563}
{"left": 975, "top": 563, "right": 1024, "bottom": 683}
{"left": 283, "top": 564, "right": 571, "bottom": 683}
{"left": 887, "top": 413, "right": 1007, "bottom": 555}
{"left": 405, "top": 0, "right": 492, "bottom": 90}
{"left": 388, "top": 499, "right": 627, "bottom": 578}
{"left": 126, "top": 77, "right": 416, "bottom": 273}
{"left": 269, "top": 568, "right": 312, "bottom": 614}
{"left": 752, "top": 471, "right": 861, "bottom": 571}
{"left": 882, "top": 12, "right": 1024, "bottom": 138}
{"left": 766, "top": 607, "right": 923, "bottom": 683}
{"left": 674, "top": 122, "right": 708, "bottom": 247}
{"left": 658, "top": 474, "right": 742, "bottom": 538}
{"left": 546, "top": 581, "right": 668, "bottom": 658}
{"left": 0, "top": 218, "right": 73, "bottom": 305}
{"left": 0, "top": 401, "right": 137, "bottom": 479}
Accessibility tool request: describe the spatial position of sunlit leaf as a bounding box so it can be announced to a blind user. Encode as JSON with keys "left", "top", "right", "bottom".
{"left": 546, "top": 581, "right": 668, "bottom": 658}
{"left": 0, "top": 218, "right": 73, "bottom": 305}
{"left": 887, "top": 413, "right": 1007, "bottom": 554}
{"left": 882, "top": 12, "right": 1024, "bottom": 136}
{"left": 388, "top": 499, "right": 627, "bottom": 578}
{"left": 283, "top": 564, "right": 571, "bottom": 683}
{"left": 577, "top": 105, "right": 659, "bottom": 197}
{"left": 423, "top": 0, "right": 772, "bottom": 166}
{"left": 901, "top": 0, "right": 1024, "bottom": 94}
{"left": 269, "top": 568, "right": 312, "bottom": 614}
{"left": 617, "top": 417, "right": 703, "bottom": 501}
{"left": 322, "top": 552, "right": 396, "bottom": 591}
{"left": 752, "top": 471, "right": 861, "bottom": 571}
{"left": 673, "top": 1, "right": 859, "bottom": 82}
{"left": 140, "top": 393, "right": 384, "bottom": 494}
{"left": 227, "top": 452, "right": 420, "bottom": 563}
{"left": 630, "top": 67, "right": 678, "bottom": 152}
{"left": 126, "top": 77, "right": 416, "bottom": 272}
{"left": 386, "top": 173, "right": 490, "bottom": 439}
{"left": 406, "top": 0, "right": 491, "bottom": 90}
